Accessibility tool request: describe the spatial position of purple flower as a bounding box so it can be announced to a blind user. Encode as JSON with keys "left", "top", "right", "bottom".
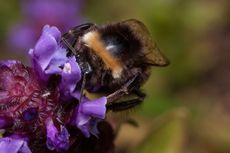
{"left": 29, "top": 25, "right": 81, "bottom": 99}
{"left": 71, "top": 95, "right": 107, "bottom": 138}
{"left": 22, "top": 0, "right": 83, "bottom": 26}
{"left": 8, "top": 0, "right": 83, "bottom": 52}
{"left": 0, "top": 135, "right": 31, "bottom": 153}
{"left": 29, "top": 25, "right": 62, "bottom": 75}
{"left": 8, "top": 24, "right": 36, "bottom": 51}
{"left": 59, "top": 57, "right": 82, "bottom": 99}
{"left": 46, "top": 118, "right": 70, "bottom": 151}
{"left": 0, "top": 24, "right": 113, "bottom": 152}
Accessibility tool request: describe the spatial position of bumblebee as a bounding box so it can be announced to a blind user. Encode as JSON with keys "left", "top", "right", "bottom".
{"left": 61, "top": 19, "right": 169, "bottom": 112}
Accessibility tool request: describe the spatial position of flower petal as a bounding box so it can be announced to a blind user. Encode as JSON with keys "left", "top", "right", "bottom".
{"left": 0, "top": 136, "right": 31, "bottom": 153}
{"left": 29, "top": 25, "right": 60, "bottom": 72}
{"left": 81, "top": 97, "right": 107, "bottom": 119}
{"left": 59, "top": 57, "right": 81, "bottom": 99}
{"left": 70, "top": 96, "right": 107, "bottom": 137}
{"left": 42, "top": 24, "right": 61, "bottom": 42}
{"left": 46, "top": 118, "right": 70, "bottom": 151}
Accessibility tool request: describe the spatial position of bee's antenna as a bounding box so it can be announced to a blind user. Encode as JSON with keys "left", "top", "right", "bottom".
{"left": 79, "top": 73, "right": 86, "bottom": 103}
{"left": 61, "top": 37, "right": 77, "bottom": 55}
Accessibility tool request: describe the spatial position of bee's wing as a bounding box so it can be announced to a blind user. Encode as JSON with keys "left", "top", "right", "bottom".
{"left": 122, "top": 19, "right": 169, "bottom": 66}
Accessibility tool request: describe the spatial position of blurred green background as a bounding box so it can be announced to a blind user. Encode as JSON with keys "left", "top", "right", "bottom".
{"left": 1, "top": 0, "right": 230, "bottom": 153}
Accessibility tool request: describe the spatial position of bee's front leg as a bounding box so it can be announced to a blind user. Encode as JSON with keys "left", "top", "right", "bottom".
{"left": 106, "top": 74, "right": 139, "bottom": 103}
{"left": 106, "top": 74, "right": 145, "bottom": 112}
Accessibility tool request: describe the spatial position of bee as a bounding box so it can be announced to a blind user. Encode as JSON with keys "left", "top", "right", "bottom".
{"left": 61, "top": 19, "right": 169, "bottom": 112}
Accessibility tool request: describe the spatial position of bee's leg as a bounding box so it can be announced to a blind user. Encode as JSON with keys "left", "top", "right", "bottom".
{"left": 107, "top": 89, "right": 146, "bottom": 112}
{"left": 79, "top": 73, "right": 86, "bottom": 103}
{"left": 132, "top": 88, "right": 146, "bottom": 98}
{"left": 106, "top": 96, "right": 144, "bottom": 112}
{"left": 78, "top": 61, "right": 92, "bottom": 103}
{"left": 61, "top": 37, "right": 77, "bottom": 55}
{"left": 106, "top": 74, "right": 139, "bottom": 103}
{"left": 106, "top": 74, "right": 146, "bottom": 111}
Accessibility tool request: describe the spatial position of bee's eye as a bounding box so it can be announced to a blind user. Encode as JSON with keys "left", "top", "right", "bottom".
{"left": 22, "top": 108, "right": 38, "bottom": 121}
{"left": 80, "top": 24, "right": 92, "bottom": 31}
{"left": 73, "top": 23, "right": 95, "bottom": 33}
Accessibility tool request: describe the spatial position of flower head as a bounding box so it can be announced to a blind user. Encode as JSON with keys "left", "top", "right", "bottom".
{"left": 0, "top": 25, "right": 113, "bottom": 152}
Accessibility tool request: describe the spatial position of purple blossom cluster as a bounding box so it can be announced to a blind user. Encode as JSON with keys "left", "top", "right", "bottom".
{"left": 0, "top": 25, "right": 113, "bottom": 153}
{"left": 8, "top": 0, "right": 83, "bottom": 53}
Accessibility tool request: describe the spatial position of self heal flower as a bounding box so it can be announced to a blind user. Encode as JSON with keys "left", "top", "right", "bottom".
{"left": 46, "top": 118, "right": 70, "bottom": 151}
{"left": 1, "top": 22, "right": 114, "bottom": 152}
{"left": 22, "top": 0, "right": 82, "bottom": 24}
{"left": 29, "top": 25, "right": 81, "bottom": 99}
{"left": 0, "top": 135, "right": 31, "bottom": 153}
{"left": 8, "top": 0, "right": 83, "bottom": 52}
{"left": 71, "top": 96, "right": 107, "bottom": 138}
